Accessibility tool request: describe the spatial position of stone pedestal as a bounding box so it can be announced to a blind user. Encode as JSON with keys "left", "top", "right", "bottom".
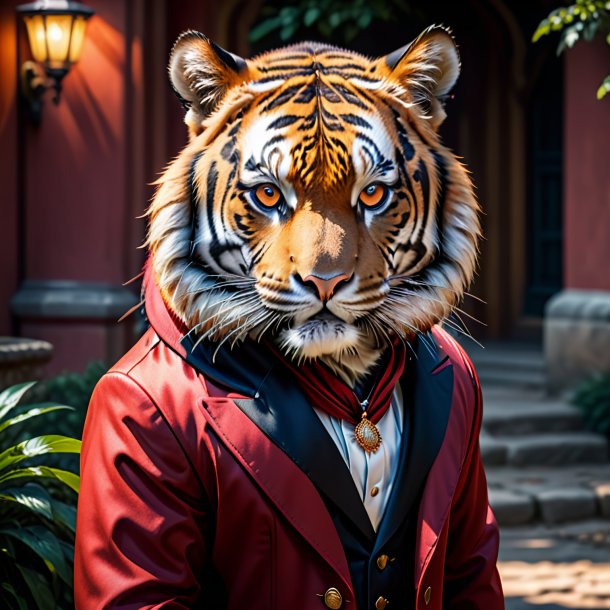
{"left": 544, "top": 289, "right": 610, "bottom": 394}
{"left": 11, "top": 280, "right": 140, "bottom": 375}
{"left": 0, "top": 337, "right": 54, "bottom": 391}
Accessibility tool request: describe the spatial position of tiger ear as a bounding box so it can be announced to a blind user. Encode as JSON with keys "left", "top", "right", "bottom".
{"left": 169, "top": 31, "right": 248, "bottom": 137}
{"left": 382, "top": 25, "right": 460, "bottom": 130}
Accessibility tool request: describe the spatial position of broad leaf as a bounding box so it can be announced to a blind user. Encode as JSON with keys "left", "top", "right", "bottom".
{"left": 0, "top": 525, "right": 71, "bottom": 586}
{"left": 15, "top": 563, "right": 55, "bottom": 610}
{"left": 51, "top": 499, "right": 77, "bottom": 533}
{"left": 0, "top": 466, "right": 80, "bottom": 493}
{"left": 0, "top": 382, "right": 37, "bottom": 421}
{"left": 1, "top": 583, "right": 28, "bottom": 610}
{"left": 0, "top": 405, "right": 72, "bottom": 435}
{"left": 0, "top": 435, "right": 82, "bottom": 472}
{"left": 0, "top": 484, "right": 53, "bottom": 520}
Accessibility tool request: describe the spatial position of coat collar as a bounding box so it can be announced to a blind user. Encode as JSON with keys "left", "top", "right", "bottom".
{"left": 144, "top": 263, "right": 454, "bottom": 551}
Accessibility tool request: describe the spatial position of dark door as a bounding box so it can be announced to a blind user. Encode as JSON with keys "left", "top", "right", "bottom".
{"left": 523, "top": 58, "right": 563, "bottom": 316}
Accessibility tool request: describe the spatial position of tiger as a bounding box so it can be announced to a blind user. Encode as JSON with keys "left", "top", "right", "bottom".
{"left": 146, "top": 25, "right": 480, "bottom": 384}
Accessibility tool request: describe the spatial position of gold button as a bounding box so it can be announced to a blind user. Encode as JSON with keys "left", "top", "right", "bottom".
{"left": 323, "top": 587, "right": 343, "bottom": 609}
{"left": 371, "top": 486, "right": 379, "bottom": 497}
{"left": 375, "top": 596, "right": 388, "bottom": 610}
{"left": 376, "top": 554, "right": 389, "bottom": 570}
{"left": 424, "top": 586, "right": 432, "bottom": 605}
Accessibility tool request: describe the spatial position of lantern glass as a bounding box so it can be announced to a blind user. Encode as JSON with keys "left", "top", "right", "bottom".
{"left": 20, "top": 2, "right": 93, "bottom": 71}
{"left": 17, "top": 1, "right": 94, "bottom": 114}
{"left": 68, "top": 15, "right": 87, "bottom": 63}
{"left": 45, "top": 14, "right": 73, "bottom": 68}
{"left": 23, "top": 14, "right": 46, "bottom": 62}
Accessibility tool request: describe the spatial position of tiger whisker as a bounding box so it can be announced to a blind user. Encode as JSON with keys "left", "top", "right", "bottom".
{"left": 389, "top": 287, "right": 485, "bottom": 327}
{"left": 389, "top": 276, "right": 486, "bottom": 305}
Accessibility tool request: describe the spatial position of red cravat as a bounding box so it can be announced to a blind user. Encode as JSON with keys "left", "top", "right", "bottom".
{"left": 279, "top": 338, "right": 407, "bottom": 426}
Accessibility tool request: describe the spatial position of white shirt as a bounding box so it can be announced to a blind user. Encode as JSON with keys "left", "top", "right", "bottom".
{"left": 314, "top": 385, "right": 404, "bottom": 531}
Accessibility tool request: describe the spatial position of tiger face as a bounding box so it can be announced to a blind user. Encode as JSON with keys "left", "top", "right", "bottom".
{"left": 147, "top": 27, "right": 480, "bottom": 380}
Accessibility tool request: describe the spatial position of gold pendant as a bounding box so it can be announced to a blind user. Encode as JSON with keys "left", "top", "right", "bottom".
{"left": 354, "top": 414, "right": 382, "bottom": 453}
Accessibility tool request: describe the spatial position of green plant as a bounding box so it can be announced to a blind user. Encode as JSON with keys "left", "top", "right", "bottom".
{"left": 250, "top": 0, "right": 415, "bottom": 46}
{"left": 572, "top": 373, "right": 610, "bottom": 437}
{"left": 0, "top": 382, "right": 81, "bottom": 610}
{"left": 533, "top": 0, "right": 610, "bottom": 99}
{"left": 26, "top": 361, "right": 106, "bottom": 441}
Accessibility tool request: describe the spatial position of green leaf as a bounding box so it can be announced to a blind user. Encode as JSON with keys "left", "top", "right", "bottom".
{"left": 249, "top": 15, "right": 283, "bottom": 42}
{"left": 0, "top": 466, "right": 80, "bottom": 493}
{"left": 0, "top": 435, "right": 81, "bottom": 472}
{"left": 357, "top": 12, "right": 373, "bottom": 29}
{"left": 15, "top": 564, "right": 55, "bottom": 610}
{"left": 50, "top": 499, "right": 77, "bottom": 533}
{"left": 303, "top": 7, "right": 320, "bottom": 26}
{"left": 1, "top": 583, "right": 28, "bottom": 610}
{"left": 532, "top": 20, "right": 551, "bottom": 43}
{"left": 0, "top": 483, "right": 54, "bottom": 520}
{"left": 0, "top": 525, "right": 71, "bottom": 585}
{"left": 328, "top": 11, "right": 343, "bottom": 28}
{"left": 0, "top": 405, "right": 72, "bottom": 434}
{"left": 597, "top": 74, "right": 610, "bottom": 99}
{"left": 0, "top": 382, "right": 37, "bottom": 421}
{"left": 280, "top": 23, "right": 298, "bottom": 41}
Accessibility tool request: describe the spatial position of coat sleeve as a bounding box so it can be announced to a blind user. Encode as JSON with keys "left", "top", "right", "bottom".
{"left": 442, "top": 368, "right": 505, "bottom": 609}
{"left": 74, "top": 371, "right": 208, "bottom": 609}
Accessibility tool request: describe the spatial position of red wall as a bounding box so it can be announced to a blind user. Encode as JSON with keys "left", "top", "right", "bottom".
{"left": 564, "top": 40, "right": 610, "bottom": 290}
{"left": 24, "top": 0, "right": 138, "bottom": 285}
{"left": 0, "top": 0, "right": 222, "bottom": 374}
{"left": 0, "top": 1, "right": 19, "bottom": 336}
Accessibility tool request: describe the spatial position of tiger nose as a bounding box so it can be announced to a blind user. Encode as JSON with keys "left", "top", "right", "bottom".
{"left": 303, "top": 273, "right": 351, "bottom": 302}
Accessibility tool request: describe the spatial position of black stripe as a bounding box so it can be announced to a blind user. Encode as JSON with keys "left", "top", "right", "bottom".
{"left": 413, "top": 157, "right": 431, "bottom": 247}
{"left": 332, "top": 83, "right": 369, "bottom": 109}
{"left": 339, "top": 114, "right": 371, "bottom": 128}
{"left": 268, "top": 115, "right": 300, "bottom": 129}
{"left": 188, "top": 152, "right": 204, "bottom": 257}
{"left": 263, "top": 85, "right": 305, "bottom": 111}
{"left": 431, "top": 150, "right": 449, "bottom": 260}
{"left": 205, "top": 160, "right": 220, "bottom": 245}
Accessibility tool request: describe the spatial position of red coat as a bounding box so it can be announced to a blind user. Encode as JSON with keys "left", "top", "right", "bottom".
{"left": 74, "top": 272, "right": 504, "bottom": 609}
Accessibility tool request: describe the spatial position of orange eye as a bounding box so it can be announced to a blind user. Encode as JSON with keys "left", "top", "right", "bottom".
{"left": 359, "top": 183, "right": 389, "bottom": 209}
{"left": 253, "top": 184, "right": 282, "bottom": 208}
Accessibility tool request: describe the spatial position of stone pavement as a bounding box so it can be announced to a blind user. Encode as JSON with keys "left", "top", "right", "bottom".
{"left": 499, "top": 520, "right": 610, "bottom": 609}
{"left": 467, "top": 342, "right": 610, "bottom": 609}
{"left": 479, "top": 384, "right": 610, "bottom": 525}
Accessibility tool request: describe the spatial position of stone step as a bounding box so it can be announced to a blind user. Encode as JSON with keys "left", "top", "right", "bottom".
{"left": 477, "top": 368, "right": 546, "bottom": 389}
{"left": 467, "top": 342, "right": 546, "bottom": 389}
{"left": 481, "top": 431, "right": 609, "bottom": 467}
{"left": 468, "top": 343, "right": 545, "bottom": 371}
{"left": 483, "top": 402, "right": 583, "bottom": 436}
{"left": 487, "top": 465, "right": 610, "bottom": 525}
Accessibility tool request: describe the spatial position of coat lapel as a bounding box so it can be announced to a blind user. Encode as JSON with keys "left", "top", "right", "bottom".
{"left": 202, "top": 395, "right": 354, "bottom": 594}
{"left": 182, "top": 334, "right": 376, "bottom": 542}
{"left": 374, "top": 333, "right": 454, "bottom": 553}
{"left": 233, "top": 363, "right": 376, "bottom": 543}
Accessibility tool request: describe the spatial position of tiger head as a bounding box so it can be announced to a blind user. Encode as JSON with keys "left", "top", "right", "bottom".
{"left": 147, "top": 26, "right": 480, "bottom": 381}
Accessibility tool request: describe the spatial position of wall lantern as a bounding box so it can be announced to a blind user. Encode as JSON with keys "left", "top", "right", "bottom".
{"left": 17, "top": 0, "right": 94, "bottom": 121}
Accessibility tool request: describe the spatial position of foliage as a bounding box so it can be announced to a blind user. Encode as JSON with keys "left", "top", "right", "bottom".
{"left": 533, "top": 0, "right": 610, "bottom": 99}
{"left": 0, "top": 382, "right": 81, "bottom": 609}
{"left": 249, "top": 0, "right": 416, "bottom": 46}
{"left": 26, "top": 361, "right": 106, "bottom": 441}
{"left": 572, "top": 373, "right": 610, "bottom": 438}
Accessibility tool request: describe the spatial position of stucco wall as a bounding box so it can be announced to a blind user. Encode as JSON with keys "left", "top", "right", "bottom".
{"left": 564, "top": 40, "right": 610, "bottom": 290}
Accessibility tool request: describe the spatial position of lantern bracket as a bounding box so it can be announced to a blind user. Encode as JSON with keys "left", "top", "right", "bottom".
{"left": 20, "top": 60, "right": 66, "bottom": 123}
{"left": 17, "top": 1, "right": 94, "bottom": 123}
